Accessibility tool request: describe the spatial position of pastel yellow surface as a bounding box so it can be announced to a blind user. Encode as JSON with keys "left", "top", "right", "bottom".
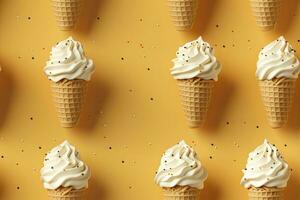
{"left": 0, "top": 0, "right": 299, "bottom": 199}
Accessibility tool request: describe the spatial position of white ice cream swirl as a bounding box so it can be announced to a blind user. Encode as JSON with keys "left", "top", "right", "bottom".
{"left": 44, "top": 37, "right": 94, "bottom": 82}
{"left": 241, "top": 139, "right": 290, "bottom": 188}
{"left": 171, "top": 37, "right": 221, "bottom": 81}
{"left": 256, "top": 36, "right": 300, "bottom": 80}
{"left": 155, "top": 140, "right": 208, "bottom": 189}
{"left": 40, "top": 140, "right": 91, "bottom": 190}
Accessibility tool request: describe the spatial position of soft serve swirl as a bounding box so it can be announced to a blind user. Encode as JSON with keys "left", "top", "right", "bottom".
{"left": 44, "top": 37, "right": 94, "bottom": 82}
{"left": 241, "top": 139, "right": 290, "bottom": 188}
{"left": 256, "top": 36, "right": 300, "bottom": 80}
{"left": 155, "top": 140, "right": 208, "bottom": 189}
{"left": 170, "top": 37, "right": 221, "bottom": 81}
{"left": 40, "top": 140, "right": 91, "bottom": 190}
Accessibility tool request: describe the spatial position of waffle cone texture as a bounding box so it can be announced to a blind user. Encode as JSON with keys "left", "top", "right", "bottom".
{"left": 48, "top": 187, "right": 85, "bottom": 200}
{"left": 167, "top": 0, "right": 198, "bottom": 31}
{"left": 163, "top": 186, "right": 200, "bottom": 200}
{"left": 249, "top": 0, "right": 280, "bottom": 31}
{"left": 248, "top": 187, "right": 284, "bottom": 200}
{"left": 51, "top": 79, "right": 87, "bottom": 128}
{"left": 52, "top": 0, "right": 81, "bottom": 30}
{"left": 177, "top": 78, "right": 214, "bottom": 128}
{"left": 259, "top": 78, "right": 295, "bottom": 129}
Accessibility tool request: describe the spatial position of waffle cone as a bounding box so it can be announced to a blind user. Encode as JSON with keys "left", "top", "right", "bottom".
{"left": 52, "top": 0, "right": 81, "bottom": 30}
{"left": 51, "top": 79, "right": 87, "bottom": 128}
{"left": 259, "top": 78, "right": 295, "bottom": 129}
{"left": 249, "top": 0, "right": 280, "bottom": 31}
{"left": 248, "top": 187, "right": 284, "bottom": 200}
{"left": 177, "top": 78, "right": 214, "bottom": 128}
{"left": 163, "top": 186, "right": 200, "bottom": 200}
{"left": 167, "top": 0, "right": 198, "bottom": 31}
{"left": 48, "top": 187, "right": 85, "bottom": 200}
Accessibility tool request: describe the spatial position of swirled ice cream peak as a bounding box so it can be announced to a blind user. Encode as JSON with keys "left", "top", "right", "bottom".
{"left": 256, "top": 36, "right": 300, "bottom": 80}
{"left": 40, "top": 140, "right": 91, "bottom": 190}
{"left": 155, "top": 140, "right": 208, "bottom": 189}
{"left": 44, "top": 37, "right": 95, "bottom": 82}
{"left": 241, "top": 139, "right": 290, "bottom": 188}
{"left": 171, "top": 37, "right": 221, "bottom": 81}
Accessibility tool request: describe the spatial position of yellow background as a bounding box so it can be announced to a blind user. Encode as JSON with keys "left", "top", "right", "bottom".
{"left": 0, "top": 0, "right": 299, "bottom": 199}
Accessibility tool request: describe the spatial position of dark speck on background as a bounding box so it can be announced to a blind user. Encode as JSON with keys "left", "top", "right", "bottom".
{"left": 226, "top": 122, "right": 230, "bottom": 125}
{"left": 216, "top": 24, "right": 219, "bottom": 28}
{"left": 28, "top": 16, "right": 31, "bottom": 20}
{"left": 256, "top": 125, "right": 259, "bottom": 129}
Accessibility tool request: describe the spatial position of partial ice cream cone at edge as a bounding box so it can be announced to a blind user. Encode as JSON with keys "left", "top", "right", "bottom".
{"left": 258, "top": 78, "right": 295, "bottom": 129}
{"left": 167, "top": 0, "right": 198, "bottom": 31}
{"left": 52, "top": 0, "right": 81, "bottom": 31}
{"left": 48, "top": 187, "right": 86, "bottom": 200}
{"left": 177, "top": 78, "right": 214, "bottom": 128}
{"left": 249, "top": 0, "right": 280, "bottom": 31}
{"left": 248, "top": 187, "right": 284, "bottom": 200}
{"left": 163, "top": 186, "right": 200, "bottom": 200}
{"left": 51, "top": 79, "right": 87, "bottom": 128}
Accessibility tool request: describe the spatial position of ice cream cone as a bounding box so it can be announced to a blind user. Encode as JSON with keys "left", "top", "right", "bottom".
{"left": 163, "top": 186, "right": 200, "bottom": 200}
{"left": 48, "top": 187, "right": 85, "bottom": 200}
{"left": 249, "top": 0, "right": 280, "bottom": 31}
{"left": 177, "top": 78, "right": 214, "bottom": 128}
{"left": 51, "top": 79, "right": 87, "bottom": 128}
{"left": 259, "top": 78, "right": 295, "bottom": 128}
{"left": 248, "top": 187, "right": 284, "bottom": 200}
{"left": 51, "top": 0, "right": 81, "bottom": 31}
{"left": 167, "top": 0, "right": 198, "bottom": 31}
